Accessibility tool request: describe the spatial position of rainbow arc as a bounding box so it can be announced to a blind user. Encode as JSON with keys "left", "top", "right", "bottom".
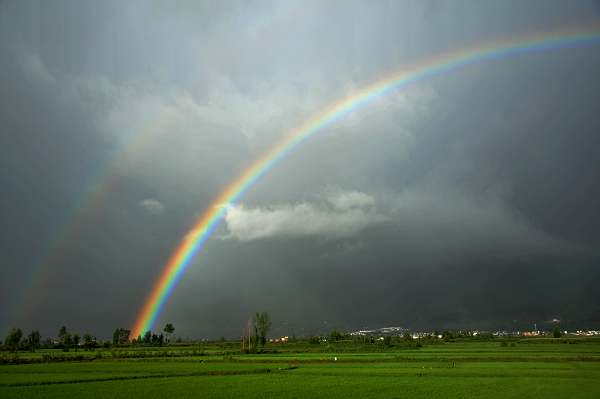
{"left": 131, "top": 27, "right": 600, "bottom": 338}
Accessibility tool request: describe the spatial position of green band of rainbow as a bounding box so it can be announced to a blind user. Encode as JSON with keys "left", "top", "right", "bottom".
{"left": 131, "top": 26, "right": 600, "bottom": 338}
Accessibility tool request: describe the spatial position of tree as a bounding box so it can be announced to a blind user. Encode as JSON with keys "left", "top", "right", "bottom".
{"left": 72, "top": 333, "right": 80, "bottom": 351}
{"left": 442, "top": 331, "right": 454, "bottom": 341}
{"left": 83, "top": 332, "right": 95, "bottom": 350}
{"left": 58, "top": 326, "right": 67, "bottom": 341}
{"left": 62, "top": 332, "right": 72, "bottom": 350}
{"left": 252, "top": 311, "right": 272, "bottom": 348}
{"left": 26, "top": 330, "right": 41, "bottom": 352}
{"left": 5, "top": 328, "right": 23, "bottom": 352}
{"left": 241, "top": 320, "right": 256, "bottom": 353}
{"left": 142, "top": 330, "right": 152, "bottom": 345}
{"left": 118, "top": 329, "right": 130, "bottom": 344}
{"left": 163, "top": 323, "right": 175, "bottom": 343}
{"left": 58, "top": 325, "right": 72, "bottom": 349}
{"left": 553, "top": 326, "right": 562, "bottom": 338}
{"left": 330, "top": 330, "right": 343, "bottom": 341}
{"left": 308, "top": 336, "right": 321, "bottom": 345}
{"left": 112, "top": 328, "right": 131, "bottom": 345}
{"left": 151, "top": 333, "right": 164, "bottom": 346}
{"left": 112, "top": 328, "right": 120, "bottom": 345}
{"left": 42, "top": 338, "right": 53, "bottom": 348}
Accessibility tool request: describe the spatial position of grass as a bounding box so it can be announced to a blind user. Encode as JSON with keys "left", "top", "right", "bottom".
{"left": 1, "top": 339, "right": 599, "bottom": 398}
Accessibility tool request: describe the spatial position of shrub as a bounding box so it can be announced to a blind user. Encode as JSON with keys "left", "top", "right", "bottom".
{"left": 308, "top": 336, "right": 321, "bottom": 345}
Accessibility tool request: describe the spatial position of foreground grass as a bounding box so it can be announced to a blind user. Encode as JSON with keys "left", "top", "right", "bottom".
{"left": 1, "top": 340, "right": 600, "bottom": 398}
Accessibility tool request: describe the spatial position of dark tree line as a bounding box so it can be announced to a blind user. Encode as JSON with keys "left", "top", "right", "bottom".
{"left": 2, "top": 326, "right": 98, "bottom": 352}
{"left": 2, "top": 323, "right": 177, "bottom": 352}
{"left": 126, "top": 324, "right": 176, "bottom": 346}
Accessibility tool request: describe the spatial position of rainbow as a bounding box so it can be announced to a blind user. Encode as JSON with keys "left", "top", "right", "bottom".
{"left": 131, "top": 26, "right": 600, "bottom": 337}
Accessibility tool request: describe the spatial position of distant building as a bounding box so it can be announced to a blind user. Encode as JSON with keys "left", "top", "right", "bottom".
{"left": 269, "top": 336, "right": 289, "bottom": 343}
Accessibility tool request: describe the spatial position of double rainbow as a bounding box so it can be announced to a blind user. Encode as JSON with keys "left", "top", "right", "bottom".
{"left": 131, "top": 27, "right": 600, "bottom": 338}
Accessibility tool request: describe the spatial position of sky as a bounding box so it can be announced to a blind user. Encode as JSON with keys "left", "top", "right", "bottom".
{"left": 1, "top": 0, "right": 600, "bottom": 339}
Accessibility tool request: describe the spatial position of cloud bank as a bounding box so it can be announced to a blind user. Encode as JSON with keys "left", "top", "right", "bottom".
{"left": 224, "top": 190, "right": 386, "bottom": 241}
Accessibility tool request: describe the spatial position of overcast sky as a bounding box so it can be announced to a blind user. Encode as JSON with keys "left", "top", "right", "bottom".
{"left": 1, "top": 0, "right": 600, "bottom": 339}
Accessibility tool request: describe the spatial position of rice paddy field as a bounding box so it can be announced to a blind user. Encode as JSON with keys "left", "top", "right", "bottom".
{"left": 1, "top": 339, "right": 600, "bottom": 398}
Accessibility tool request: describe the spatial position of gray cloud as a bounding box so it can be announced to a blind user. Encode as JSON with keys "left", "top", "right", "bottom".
{"left": 224, "top": 189, "right": 386, "bottom": 241}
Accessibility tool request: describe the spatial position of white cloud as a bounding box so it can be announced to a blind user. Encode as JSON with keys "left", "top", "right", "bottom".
{"left": 224, "top": 190, "right": 386, "bottom": 241}
{"left": 139, "top": 198, "right": 165, "bottom": 215}
{"left": 326, "top": 189, "right": 375, "bottom": 211}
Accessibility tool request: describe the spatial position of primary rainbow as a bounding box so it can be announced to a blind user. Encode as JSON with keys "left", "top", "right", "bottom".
{"left": 131, "top": 26, "right": 600, "bottom": 338}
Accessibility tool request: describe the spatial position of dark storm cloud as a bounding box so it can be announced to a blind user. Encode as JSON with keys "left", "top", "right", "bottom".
{"left": 1, "top": 0, "right": 600, "bottom": 338}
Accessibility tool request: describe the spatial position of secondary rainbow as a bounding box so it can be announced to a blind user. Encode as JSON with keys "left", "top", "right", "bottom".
{"left": 131, "top": 26, "right": 600, "bottom": 338}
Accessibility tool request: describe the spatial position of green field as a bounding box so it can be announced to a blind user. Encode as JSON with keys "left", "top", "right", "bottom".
{"left": 1, "top": 339, "right": 600, "bottom": 398}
